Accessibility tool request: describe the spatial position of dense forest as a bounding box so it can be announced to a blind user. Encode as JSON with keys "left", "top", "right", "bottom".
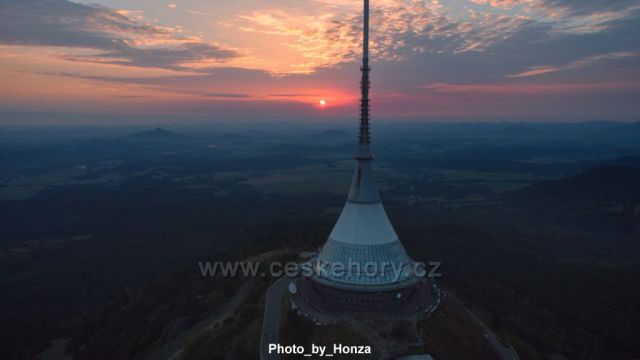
{"left": 1, "top": 122, "right": 639, "bottom": 359}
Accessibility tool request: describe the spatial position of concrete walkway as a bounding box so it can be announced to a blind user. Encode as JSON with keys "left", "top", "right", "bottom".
{"left": 462, "top": 304, "right": 520, "bottom": 360}
{"left": 260, "top": 277, "right": 292, "bottom": 360}
{"left": 146, "top": 279, "right": 255, "bottom": 360}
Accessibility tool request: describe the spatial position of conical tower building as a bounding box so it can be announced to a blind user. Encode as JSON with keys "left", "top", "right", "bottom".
{"left": 308, "top": 0, "right": 421, "bottom": 309}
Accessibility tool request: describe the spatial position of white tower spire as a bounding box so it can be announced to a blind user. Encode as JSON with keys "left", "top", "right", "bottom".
{"left": 313, "top": 0, "right": 418, "bottom": 292}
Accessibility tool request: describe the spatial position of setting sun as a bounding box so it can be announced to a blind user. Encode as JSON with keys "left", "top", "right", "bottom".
{"left": 319, "top": 99, "right": 327, "bottom": 106}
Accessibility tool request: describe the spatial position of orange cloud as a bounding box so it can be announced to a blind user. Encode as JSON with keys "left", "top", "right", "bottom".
{"left": 235, "top": 0, "right": 531, "bottom": 74}
{"left": 509, "top": 52, "right": 637, "bottom": 78}
{"left": 422, "top": 80, "right": 640, "bottom": 95}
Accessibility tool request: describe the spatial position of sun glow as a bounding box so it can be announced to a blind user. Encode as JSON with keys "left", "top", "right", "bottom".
{"left": 319, "top": 99, "right": 327, "bottom": 106}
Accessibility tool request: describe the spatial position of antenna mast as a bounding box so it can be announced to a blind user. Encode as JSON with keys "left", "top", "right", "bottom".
{"left": 358, "top": 0, "right": 372, "bottom": 159}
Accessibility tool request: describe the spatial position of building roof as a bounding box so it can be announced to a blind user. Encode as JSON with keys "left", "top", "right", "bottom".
{"left": 314, "top": 157, "right": 418, "bottom": 290}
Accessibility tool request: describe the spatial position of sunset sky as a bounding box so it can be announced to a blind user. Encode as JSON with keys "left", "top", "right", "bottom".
{"left": 1, "top": 0, "right": 639, "bottom": 124}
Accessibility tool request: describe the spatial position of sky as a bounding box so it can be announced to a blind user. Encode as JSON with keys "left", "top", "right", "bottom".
{"left": 0, "top": 0, "right": 639, "bottom": 125}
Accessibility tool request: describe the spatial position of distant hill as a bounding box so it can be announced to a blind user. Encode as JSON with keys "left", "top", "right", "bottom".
{"left": 127, "top": 128, "right": 185, "bottom": 142}
{"left": 600, "top": 155, "right": 640, "bottom": 167}
{"left": 306, "top": 129, "right": 354, "bottom": 145}
{"left": 507, "top": 165, "right": 640, "bottom": 203}
{"left": 215, "top": 133, "right": 250, "bottom": 143}
{"left": 313, "top": 129, "right": 353, "bottom": 139}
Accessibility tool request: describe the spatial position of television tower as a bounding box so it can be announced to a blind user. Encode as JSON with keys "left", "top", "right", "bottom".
{"left": 306, "top": 0, "right": 423, "bottom": 309}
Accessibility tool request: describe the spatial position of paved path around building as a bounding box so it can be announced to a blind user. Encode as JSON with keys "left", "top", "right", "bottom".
{"left": 146, "top": 279, "right": 255, "bottom": 360}
{"left": 462, "top": 305, "right": 520, "bottom": 360}
{"left": 260, "top": 276, "right": 291, "bottom": 360}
